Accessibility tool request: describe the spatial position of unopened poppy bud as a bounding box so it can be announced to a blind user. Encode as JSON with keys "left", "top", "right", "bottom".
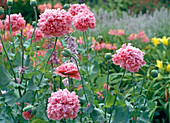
{"left": 89, "top": 47, "right": 92, "bottom": 52}
{"left": 15, "top": 33, "right": 21, "bottom": 38}
{"left": 0, "top": 7, "right": 4, "bottom": 15}
{"left": 63, "top": 4, "right": 70, "bottom": 10}
{"left": 151, "top": 70, "right": 158, "bottom": 78}
{"left": 61, "top": 51, "right": 70, "bottom": 57}
{"left": 7, "top": 0, "right": 13, "bottom": 6}
{"left": 62, "top": 48, "right": 71, "bottom": 57}
{"left": 23, "top": 105, "right": 34, "bottom": 112}
{"left": 30, "top": 0, "right": 37, "bottom": 7}
{"left": 22, "top": 105, "right": 36, "bottom": 120}
{"left": 97, "top": 35, "right": 103, "bottom": 43}
{"left": 105, "top": 53, "right": 112, "bottom": 60}
{"left": 36, "top": 46, "right": 40, "bottom": 50}
{"left": 32, "top": 21, "right": 37, "bottom": 27}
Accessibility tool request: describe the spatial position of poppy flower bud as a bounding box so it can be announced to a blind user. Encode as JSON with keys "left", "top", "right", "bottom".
{"left": 30, "top": 0, "right": 37, "bottom": 7}
{"left": 151, "top": 70, "right": 158, "bottom": 78}
{"left": 22, "top": 105, "right": 36, "bottom": 120}
{"left": 62, "top": 48, "right": 71, "bottom": 57}
{"left": 105, "top": 53, "right": 112, "bottom": 60}
{"left": 7, "top": 0, "right": 13, "bottom": 6}
{"left": 36, "top": 46, "right": 40, "bottom": 50}
{"left": 32, "top": 21, "right": 37, "bottom": 27}
{"left": 63, "top": 4, "right": 70, "bottom": 10}
{"left": 97, "top": 35, "right": 103, "bottom": 44}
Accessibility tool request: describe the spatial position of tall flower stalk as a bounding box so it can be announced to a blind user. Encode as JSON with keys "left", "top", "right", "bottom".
{"left": 8, "top": 6, "right": 15, "bottom": 53}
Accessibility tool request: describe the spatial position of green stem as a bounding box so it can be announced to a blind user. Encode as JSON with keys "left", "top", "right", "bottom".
{"left": 132, "top": 73, "right": 135, "bottom": 94}
{"left": 71, "top": 55, "right": 88, "bottom": 104}
{"left": 68, "top": 75, "right": 71, "bottom": 91}
{"left": 30, "top": 6, "right": 38, "bottom": 44}
{"left": 33, "top": 37, "right": 58, "bottom": 104}
{"left": 8, "top": 6, "right": 15, "bottom": 53}
{"left": 83, "top": 32, "right": 87, "bottom": 53}
{"left": 108, "top": 69, "right": 126, "bottom": 123}
{"left": 20, "top": 30, "right": 24, "bottom": 84}
{"left": 104, "top": 60, "right": 109, "bottom": 120}
{"left": 0, "top": 36, "right": 22, "bottom": 97}
{"left": 60, "top": 76, "right": 62, "bottom": 89}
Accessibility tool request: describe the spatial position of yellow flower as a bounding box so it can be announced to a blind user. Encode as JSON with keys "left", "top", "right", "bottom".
{"left": 160, "top": 36, "right": 170, "bottom": 46}
{"left": 156, "top": 60, "right": 163, "bottom": 70}
{"left": 151, "top": 37, "right": 161, "bottom": 46}
{"left": 166, "top": 64, "right": 170, "bottom": 72}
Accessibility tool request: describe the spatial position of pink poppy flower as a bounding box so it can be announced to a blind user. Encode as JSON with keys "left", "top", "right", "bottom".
{"left": 5, "top": 13, "right": 26, "bottom": 32}
{"left": 68, "top": 3, "right": 90, "bottom": 16}
{"left": 73, "top": 9, "right": 96, "bottom": 32}
{"left": 0, "top": 43, "right": 2, "bottom": 52}
{"left": 27, "top": 28, "right": 44, "bottom": 42}
{"left": 112, "top": 43, "right": 146, "bottom": 73}
{"left": 54, "top": 62, "right": 81, "bottom": 80}
{"left": 47, "top": 89, "right": 80, "bottom": 120}
{"left": 38, "top": 9, "right": 72, "bottom": 37}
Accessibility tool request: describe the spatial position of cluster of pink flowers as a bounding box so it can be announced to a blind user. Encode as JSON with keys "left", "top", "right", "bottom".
{"left": 127, "top": 31, "right": 149, "bottom": 42}
{"left": 69, "top": 3, "right": 96, "bottom": 32}
{"left": 38, "top": 3, "right": 52, "bottom": 13}
{"left": 5, "top": 13, "right": 26, "bottom": 32}
{"left": 109, "top": 29, "right": 125, "bottom": 36}
{"left": 68, "top": 3, "right": 90, "bottom": 16}
{"left": 47, "top": 89, "right": 80, "bottom": 120}
{"left": 54, "top": 62, "right": 81, "bottom": 80}
{"left": 94, "top": 43, "right": 117, "bottom": 51}
{"left": 27, "top": 28, "right": 44, "bottom": 42}
{"left": 112, "top": 43, "right": 146, "bottom": 73}
{"left": 0, "top": 19, "right": 3, "bottom": 30}
{"left": 38, "top": 9, "right": 72, "bottom": 37}
{"left": 73, "top": 9, "right": 96, "bottom": 32}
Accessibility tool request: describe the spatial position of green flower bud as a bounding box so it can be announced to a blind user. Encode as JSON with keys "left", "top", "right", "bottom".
{"left": 61, "top": 51, "right": 70, "bottom": 57}
{"left": 63, "top": 4, "right": 70, "bottom": 10}
{"left": 96, "top": 35, "right": 103, "bottom": 43}
{"left": 63, "top": 48, "right": 71, "bottom": 57}
{"left": 7, "top": 0, "right": 13, "bottom": 6}
{"left": 105, "top": 53, "right": 112, "bottom": 60}
{"left": 36, "top": 46, "right": 40, "bottom": 50}
{"left": 32, "top": 21, "right": 37, "bottom": 28}
{"left": 0, "top": 7, "right": 4, "bottom": 15}
{"left": 151, "top": 70, "right": 158, "bottom": 78}
{"left": 30, "top": 0, "right": 37, "bottom": 7}
{"left": 15, "top": 33, "right": 21, "bottom": 38}
{"left": 23, "top": 105, "right": 34, "bottom": 112}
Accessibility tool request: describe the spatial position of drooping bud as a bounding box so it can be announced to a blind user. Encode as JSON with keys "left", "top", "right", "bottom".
{"left": 0, "top": 7, "right": 4, "bottom": 15}
{"left": 23, "top": 105, "right": 34, "bottom": 112}
{"left": 7, "top": 0, "right": 13, "bottom": 6}
{"left": 30, "top": 0, "right": 37, "bottom": 7}
{"left": 62, "top": 48, "right": 71, "bottom": 57}
{"left": 151, "top": 70, "right": 158, "bottom": 78}
{"left": 105, "top": 53, "right": 112, "bottom": 60}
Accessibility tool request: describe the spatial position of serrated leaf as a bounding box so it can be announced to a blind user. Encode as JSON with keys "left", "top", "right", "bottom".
{"left": 44, "top": 49, "right": 53, "bottom": 60}
{"left": 106, "top": 93, "right": 115, "bottom": 108}
{"left": 92, "top": 108, "right": 106, "bottom": 122}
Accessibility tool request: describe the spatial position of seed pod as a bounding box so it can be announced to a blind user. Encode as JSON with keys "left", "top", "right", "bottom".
{"left": 7, "top": 0, "right": 13, "bottom": 6}
{"left": 30, "top": 0, "right": 37, "bottom": 7}
{"left": 105, "top": 53, "right": 112, "bottom": 60}
{"left": 23, "top": 105, "right": 34, "bottom": 112}
{"left": 151, "top": 70, "right": 158, "bottom": 78}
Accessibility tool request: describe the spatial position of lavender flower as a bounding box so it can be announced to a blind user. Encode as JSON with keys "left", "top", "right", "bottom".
{"left": 65, "top": 35, "right": 78, "bottom": 63}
